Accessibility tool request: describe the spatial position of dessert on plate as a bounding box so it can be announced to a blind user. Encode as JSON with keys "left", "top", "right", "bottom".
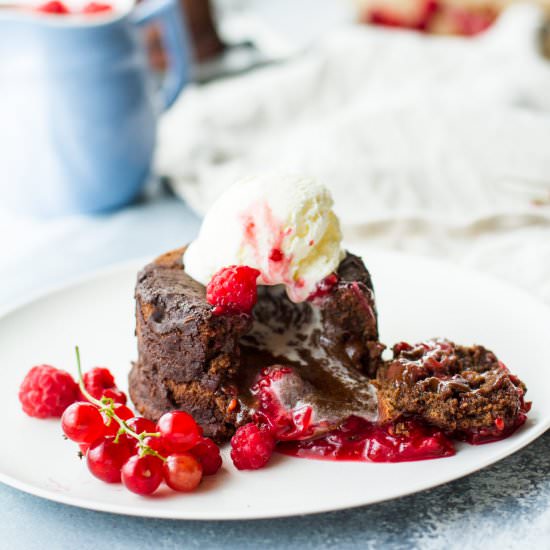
{"left": 130, "top": 174, "right": 530, "bottom": 463}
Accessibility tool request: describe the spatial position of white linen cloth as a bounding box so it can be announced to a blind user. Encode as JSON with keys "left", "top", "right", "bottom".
{"left": 157, "top": 4, "right": 550, "bottom": 303}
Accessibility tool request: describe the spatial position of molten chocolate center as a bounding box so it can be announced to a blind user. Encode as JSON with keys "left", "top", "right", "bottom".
{"left": 237, "top": 285, "right": 379, "bottom": 431}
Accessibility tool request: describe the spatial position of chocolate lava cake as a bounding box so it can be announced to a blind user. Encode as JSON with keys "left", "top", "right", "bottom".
{"left": 130, "top": 247, "right": 383, "bottom": 442}
{"left": 130, "top": 248, "right": 529, "bottom": 447}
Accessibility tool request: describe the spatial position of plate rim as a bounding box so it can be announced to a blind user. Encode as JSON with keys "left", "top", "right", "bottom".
{"left": 1, "top": 249, "right": 549, "bottom": 520}
{"left": 1, "top": 419, "right": 549, "bottom": 520}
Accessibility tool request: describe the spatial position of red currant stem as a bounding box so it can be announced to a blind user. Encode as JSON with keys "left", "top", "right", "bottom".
{"left": 75, "top": 346, "right": 103, "bottom": 407}
{"left": 141, "top": 432, "right": 162, "bottom": 438}
{"left": 74, "top": 346, "right": 166, "bottom": 462}
{"left": 139, "top": 446, "right": 167, "bottom": 461}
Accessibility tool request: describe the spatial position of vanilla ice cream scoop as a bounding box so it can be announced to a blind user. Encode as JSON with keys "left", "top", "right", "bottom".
{"left": 183, "top": 174, "right": 345, "bottom": 302}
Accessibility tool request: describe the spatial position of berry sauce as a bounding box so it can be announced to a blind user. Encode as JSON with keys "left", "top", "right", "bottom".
{"left": 275, "top": 409, "right": 530, "bottom": 463}
{"left": 277, "top": 416, "right": 456, "bottom": 463}
{"left": 454, "top": 410, "right": 529, "bottom": 445}
{"left": 307, "top": 273, "right": 339, "bottom": 301}
{"left": 269, "top": 248, "right": 284, "bottom": 262}
{"left": 240, "top": 202, "right": 292, "bottom": 286}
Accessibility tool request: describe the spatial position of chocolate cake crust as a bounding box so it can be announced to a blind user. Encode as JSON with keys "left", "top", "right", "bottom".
{"left": 130, "top": 247, "right": 251, "bottom": 442}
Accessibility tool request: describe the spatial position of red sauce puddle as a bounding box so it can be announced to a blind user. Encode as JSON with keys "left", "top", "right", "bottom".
{"left": 277, "top": 417, "right": 456, "bottom": 463}
{"left": 276, "top": 414, "right": 528, "bottom": 463}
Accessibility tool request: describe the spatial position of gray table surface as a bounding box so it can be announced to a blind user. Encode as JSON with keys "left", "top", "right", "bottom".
{"left": 1, "top": 192, "right": 549, "bottom": 549}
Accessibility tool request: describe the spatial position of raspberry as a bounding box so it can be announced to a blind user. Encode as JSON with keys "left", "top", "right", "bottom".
{"left": 230, "top": 423, "right": 275, "bottom": 470}
{"left": 252, "top": 367, "right": 317, "bottom": 441}
{"left": 206, "top": 265, "right": 260, "bottom": 315}
{"left": 190, "top": 437, "right": 222, "bottom": 475}
{"left": 19, "top": 365, "right": 78, "bottom": 418}
{"left": 81, "top": 367, "right": 127, "bottom": 404}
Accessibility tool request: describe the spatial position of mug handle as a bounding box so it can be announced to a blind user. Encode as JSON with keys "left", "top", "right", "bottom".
{"left": 132, "top": 0, "right": 191, "bottom": 111}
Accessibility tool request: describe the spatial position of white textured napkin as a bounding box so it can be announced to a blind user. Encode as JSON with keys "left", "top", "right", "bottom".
{"left": 157, "top": 4, "right": 550, "bottom": 303}
{"left": 158, "top": 4, "right": 550, "bottom": 224}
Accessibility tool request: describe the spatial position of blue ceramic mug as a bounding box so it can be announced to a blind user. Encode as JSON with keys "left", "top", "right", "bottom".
{"left": 0, "top": 0, "right": 190, "bottom": 216}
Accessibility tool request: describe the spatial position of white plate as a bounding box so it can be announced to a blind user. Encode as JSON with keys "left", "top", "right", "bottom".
{"left": 0, "top": 248, "right": 549, "bottom": 520}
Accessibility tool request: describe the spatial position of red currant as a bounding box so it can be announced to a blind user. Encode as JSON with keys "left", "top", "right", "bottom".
{"left": 163, "top": 453, "right": 203, "bottom": 492}
{"left": 142, "top": 435, "right": 171, "bottom": 457}
{"left": 87, "top": 436, "right": 134, "bottom": 483}
{"left": 190, "top": 437, "right": 222, "bottom": 475}
{"left": 121, "top": 455, "right": 163, "bottom": 495}
{"left": 116, "top": 404, "right": 134, "bottom": 419}
{"left": 126, "top": 417, "right": 157, "bottom": 435}
{"left": 102, "top": 424, "right": 118, "bottom": 440}
{"left": 156, "top": 411, "right": 201, "bottom": 452}
{"left": 81, "top": 367, "right": 127, "bottom": 405}
{"left": 121, "top": 434, "right": 142, "bottom": 455}
{"left": 102, "top": 404, "right": 134, "bottom": 437}
{"left": 102, "top": 388, "right": 127, "bottom": 405}
{"left": 79, "top": 443, "right": 90, "bottom": 455}
{"left": 61, "top": 402, "right": 105, "bottom": 444}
